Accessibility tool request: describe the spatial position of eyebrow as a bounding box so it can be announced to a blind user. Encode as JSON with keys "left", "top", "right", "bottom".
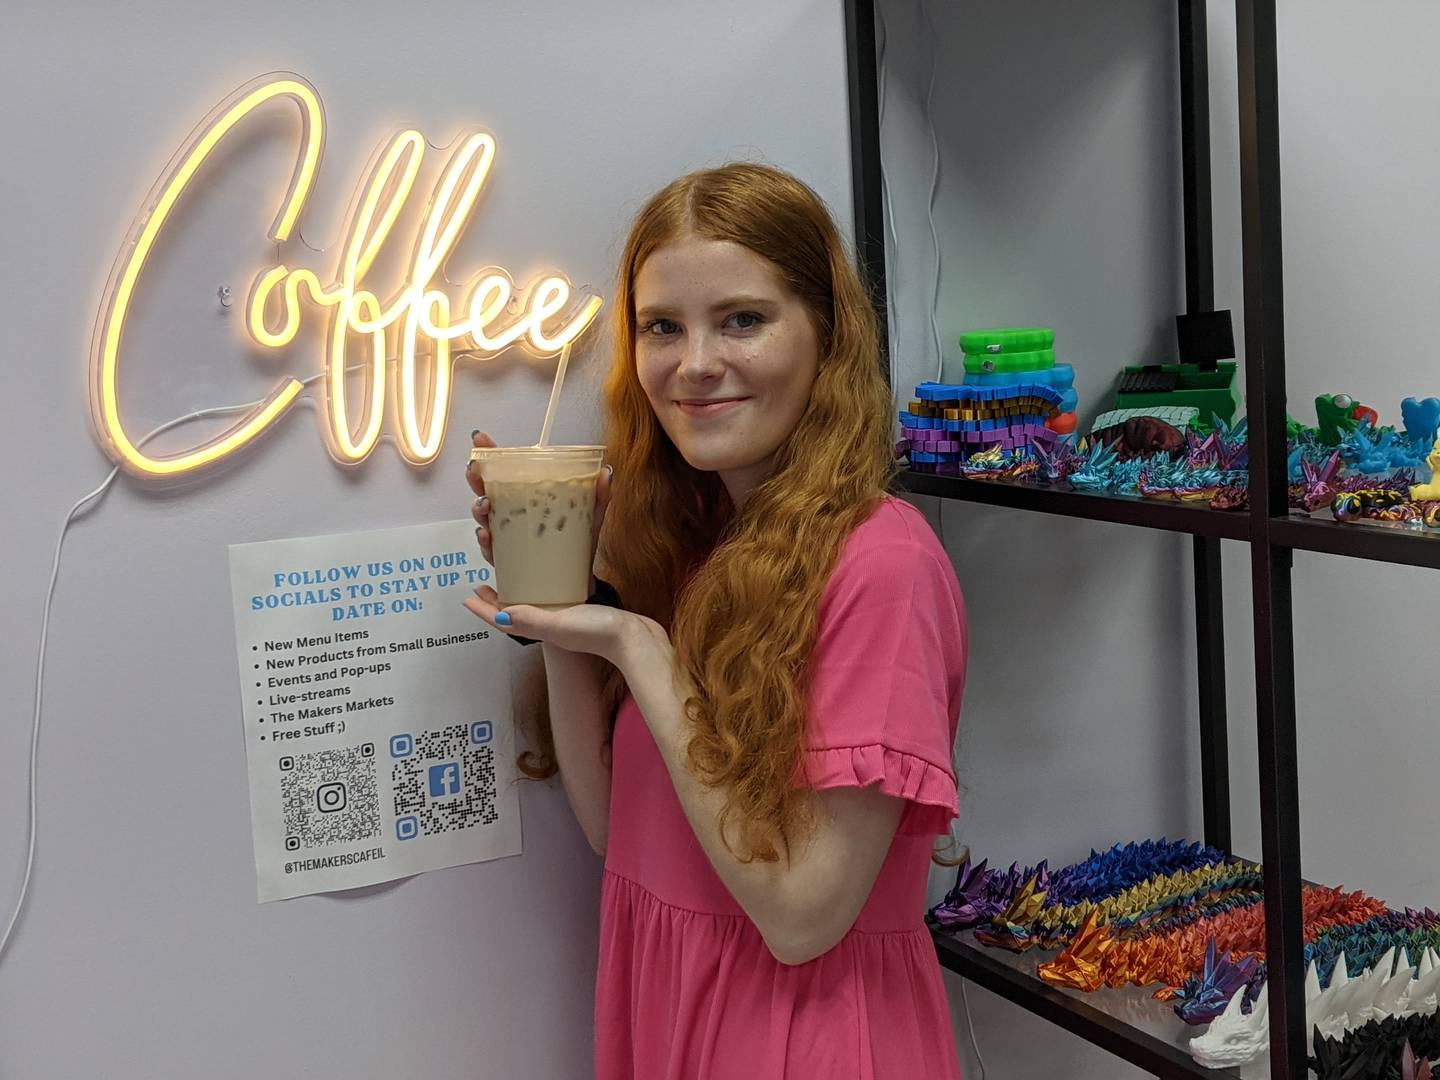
{"left": 635, "top": 296, "right": 780, "bottom": 322}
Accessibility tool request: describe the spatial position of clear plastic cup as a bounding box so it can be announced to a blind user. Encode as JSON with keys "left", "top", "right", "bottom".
{"left": 469, "top": 445, "right": 605, "bottom": 607}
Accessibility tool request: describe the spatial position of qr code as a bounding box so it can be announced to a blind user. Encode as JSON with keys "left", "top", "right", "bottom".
{"left": 280, "top": 744, "right": 381, "bottom": 850}
{"left": 390, "top": 722, "right": 498, "bottom": 839}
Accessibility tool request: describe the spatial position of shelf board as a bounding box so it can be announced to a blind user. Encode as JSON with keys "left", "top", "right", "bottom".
{"left": 899, "top": 470, "right": 1253, "bottom": 540}
{"left": 932, "top": 929, "right": 1254, "bottom": 1080}
{"left": 1269, "top": 512, "right": 1440, "bottom": 570}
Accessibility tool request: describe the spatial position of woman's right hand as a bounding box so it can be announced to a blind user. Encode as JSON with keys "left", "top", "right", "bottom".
{"left": 465, "top": 430, "right": 614, "bottom": 585}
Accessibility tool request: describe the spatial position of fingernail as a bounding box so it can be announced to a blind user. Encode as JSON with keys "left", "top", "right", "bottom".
{"left": 605, "top": 464, "right": 615, "bottom": 484}
{"left": 475, "top": 495, "right": 488, "bottom": 512}
{"left": 495, "top": 611, "right": 513, "bottom": 626}
{"left": 475, "top": 527, "right": 483, "bottom": 544}
{"left": 471, "top": 428, "right": 480, "bottom": 439}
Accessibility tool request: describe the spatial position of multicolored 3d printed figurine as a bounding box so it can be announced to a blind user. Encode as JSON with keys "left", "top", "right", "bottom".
{"left": 1315, "top": 393, "right": 1380, "bottom": 446}
{"left": 898, "top": 350, "right": 1440, "bottom": 535}
{"left": 899, "top": 379, "right": 1063, "bottom": 474}
{"left": 1333, "top": 488, "right": 1421, "bottom": 525}
{"left": 1410, "top": 438, "right": 1440, "bottom": 502}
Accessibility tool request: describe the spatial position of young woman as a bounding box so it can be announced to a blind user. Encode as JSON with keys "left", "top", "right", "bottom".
{"left": 463, "top": 162, "right": 967, "bottom": 1079}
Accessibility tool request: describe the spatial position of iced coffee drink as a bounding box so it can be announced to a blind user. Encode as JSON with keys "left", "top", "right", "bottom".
{"left": 469, "top": 446, "right": 605, "bottom": 607}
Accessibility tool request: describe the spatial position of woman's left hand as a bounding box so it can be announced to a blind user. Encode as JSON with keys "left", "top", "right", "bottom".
{"left": 463, "top": 585, "right": 670, "bottom": 671}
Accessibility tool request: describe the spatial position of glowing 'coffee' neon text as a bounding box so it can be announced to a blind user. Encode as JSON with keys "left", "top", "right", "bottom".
{"left": 91, "top": 73, "right": 603, "bottom": 477}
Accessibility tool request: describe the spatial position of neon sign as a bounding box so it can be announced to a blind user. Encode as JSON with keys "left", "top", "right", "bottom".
{"left": 90, "top": 72, "right": 603, "bottom": 477}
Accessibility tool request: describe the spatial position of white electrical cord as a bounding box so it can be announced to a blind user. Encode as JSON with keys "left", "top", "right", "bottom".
{"left": 877, "top": 0, "right": 946, "bottom": 388}
{"left": 0, "top": 359, "right": 418, "bottom": 964}
{"left": 958, "top": 977, "right": 989, "bottom": 1080}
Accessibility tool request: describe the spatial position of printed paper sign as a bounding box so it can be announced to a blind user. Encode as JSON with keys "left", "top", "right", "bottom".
{"left": 228, "top": 519, "right": 519, "bottom": 901}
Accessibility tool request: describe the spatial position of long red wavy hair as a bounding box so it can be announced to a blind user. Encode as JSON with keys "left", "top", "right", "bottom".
{"left": 521, "top": 162, "right": 898, "bottom": 863}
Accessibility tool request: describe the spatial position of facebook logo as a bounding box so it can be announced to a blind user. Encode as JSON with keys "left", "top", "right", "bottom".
{"left": 427, "top": 762, "right": 461, "bottom": 799}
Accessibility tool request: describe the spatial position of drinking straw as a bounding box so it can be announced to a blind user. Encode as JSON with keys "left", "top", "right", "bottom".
{"left": 536, "top": 343, "right": 570, "bottom": 448}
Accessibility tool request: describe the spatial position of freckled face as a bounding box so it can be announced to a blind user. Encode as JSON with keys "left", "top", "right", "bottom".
{"left": 633, "top": 236, "right": 820, "bottom": 501}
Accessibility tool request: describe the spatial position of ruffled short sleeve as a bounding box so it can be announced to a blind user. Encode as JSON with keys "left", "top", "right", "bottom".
{"left": 802, "top": 505, "right": 968, "bottom": 836}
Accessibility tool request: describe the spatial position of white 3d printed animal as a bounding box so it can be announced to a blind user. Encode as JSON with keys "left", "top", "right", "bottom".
{"left": 1188, "top": 947, "right": 1440, "bottom": 1069}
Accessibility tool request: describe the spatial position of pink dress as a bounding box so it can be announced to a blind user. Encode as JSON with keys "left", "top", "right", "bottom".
{"left": 596, "top": 496, "right": 968, "bottom": 1079}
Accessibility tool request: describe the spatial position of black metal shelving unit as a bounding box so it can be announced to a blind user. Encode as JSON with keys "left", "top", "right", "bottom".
{"left": 845, "top": 1, "right": 1440, "bottom": 1077}
{"left": 933, "top": 932, "right": 1245, "bottom": 1080}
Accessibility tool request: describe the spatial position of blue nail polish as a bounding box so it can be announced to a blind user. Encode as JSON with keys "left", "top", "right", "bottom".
{"left": 495, "top": 611, "right": 512, "bottom": 626}
{"left": 475, "top": 495, "right": 488, "bottom": 512}
{"left": 471, "top": 428, "right": 480, "bottom": 439}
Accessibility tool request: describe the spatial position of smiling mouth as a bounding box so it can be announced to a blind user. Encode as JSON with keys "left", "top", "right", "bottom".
{"left": 675, "top": 398, "right": 748, "bottom": 417}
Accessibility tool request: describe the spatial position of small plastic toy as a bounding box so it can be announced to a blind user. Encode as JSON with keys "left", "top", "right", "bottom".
{"left": 1189, "top": 984, "right": 1271, "bottom": 1069}
{"left": 1403, "top": 398, "right": 1440, "bottom": 446}
{"left": 899, "top": 379, "right": 1063, "bottom": 474}
{"left": 1316, "top": 393, "right": 1380, "bottom": 446}
{"left": 1031, "top": 430, "right": 1085, "bottom": 484}
{"left": 1064, "top": 439, "right": 1119, "bottom": 491}
{"left": 1332, "top": 488, "right": 1421, "bottom": 525}
{"left": 1210, "top": 485, "right": 1249, "bottom": 511}
{"left": 928, "top": 857, "right": 995, "bottom": 930}
{"left": 972, "top": 875, "right": 1049, "bottom": 951}
{"left": 1411, "top": 438, "right": 1440, "bottom": 502}
{"left": 1047, "top": 410, "right": 1078, "bottom": 435}
{"left": 1136, "top": 459, "right": 1231, "bottom": 502}
{"left": 1095, "top": 405, "right": 1200, "bottom": 436}
{"left": 1172, "top": 938, "right": 1266, "bottom": 1025}
{"left": 929, "top": 856, "right": 1055, "bottom": 933}
{"left": 954, "top": 327, "right": 1079, "bottom": 436}
{"left": 1340, "top": 423, "right": 1432, "bottom": 473}
{"left": 1036, "top": 908, "right": 1114, "bottom": 991}
{"left": 1292, "top": 451, "right": 1344, "bottom": 512}
{"left": 1190, "top": 420, "right": 1250, "bottom": 472}
{"left": 1303, "top": 953, "right": 1440, "bottom": 1078}
{"left": 963, "top": 347, "right": 1054, "bottom": 375}
{"left": 1312, "top": 1013, "right": 1440, "bottom": 1080}
{"left": 1092, "top": 414, "right": 1188, "bottom": 460}
{"left": 958, "top": 327, "right": 1055, "bottom": 353}
{"left": 1113, "top": 312, "right": 1241, "bottom": 433}
{"left": 959, "top": 447, "right": 1039, "bottom": 483}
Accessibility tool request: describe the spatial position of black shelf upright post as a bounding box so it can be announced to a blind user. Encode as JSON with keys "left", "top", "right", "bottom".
{"left": 1236, "top": 1, "right": 1306, "bottom": 1077}
{"left": 844, "top": 0, "right": 889, "bottom": 379}
{"left": 1178, "top": 0, "right": 1232, "bottom": 857}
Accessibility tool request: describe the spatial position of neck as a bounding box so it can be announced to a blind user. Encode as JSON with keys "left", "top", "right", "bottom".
{"left": 719, "top": 456, "right": 775, "bottom": 509}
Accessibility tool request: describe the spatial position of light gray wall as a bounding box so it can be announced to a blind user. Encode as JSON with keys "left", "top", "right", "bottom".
{"left": 0, "top": 2, "right": 851, "bottom": 1076}
{"left": 884, "top": 2, "right": 1440, "bottom": 1078}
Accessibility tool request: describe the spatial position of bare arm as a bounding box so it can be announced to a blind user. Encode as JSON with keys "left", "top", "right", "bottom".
{"left": 538, "top": 644, "right": 614, "bottom": 856}
{"left": 619, "top": 623, "right": 903, "bottom": 965}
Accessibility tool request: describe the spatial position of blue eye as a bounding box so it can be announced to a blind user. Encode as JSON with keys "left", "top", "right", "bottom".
{"left": 727, "top": 311, "right": 763, "bottom": 330}
{"left": 642, "top": 319, "right": 680, "bottom": 337}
